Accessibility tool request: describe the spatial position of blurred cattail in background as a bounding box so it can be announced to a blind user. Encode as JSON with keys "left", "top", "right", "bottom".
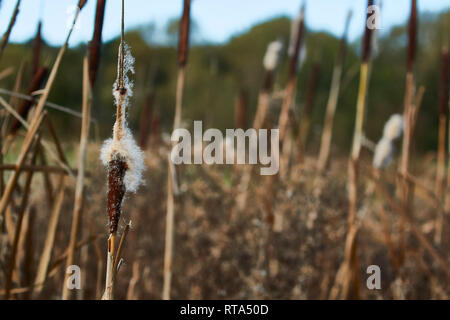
{"left": 164, "top": 0, "right": 192, "bottom": 301}
{"left": 89, "top": 0, "right": 107, "bottom": 88}
{"left": 31, "top": 21, "right": 42, "bottom": 78}
{"left": 333, "top": 0, "right": 374, "bottom": 301}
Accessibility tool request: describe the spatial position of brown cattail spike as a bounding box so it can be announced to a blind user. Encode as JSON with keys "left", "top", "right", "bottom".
{"left": 78, "top": 0, "right": 88, "bottom": 10}
{"left": 362, "top": 0, "right": 374, "bottom": 62}
{"left": 439, "top": 47, "right": 449, "bottom": 115}
{"left": 31, "top": 21, "right": 42, "bottom": 77}
{"left": 9, "top": 67, "right": 48, "bottom": 137}
{"left": 107, "top": 154, "right": 128, "bottom": 234}
{"left": 178, "top": 0, "right": 191, "bottom": 67}
{"left": 89, "top": 0, "right": 106, "bottom": 87}
{"left": 407, "top": 0, "right": 417, "bottom": 72}
{"left": 288, "top": 5, "right": 305, "bottom": 79}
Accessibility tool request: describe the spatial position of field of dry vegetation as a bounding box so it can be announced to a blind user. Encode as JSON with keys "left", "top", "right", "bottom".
{"left": 0, "top": 0, "right": 449, "bottom": 300}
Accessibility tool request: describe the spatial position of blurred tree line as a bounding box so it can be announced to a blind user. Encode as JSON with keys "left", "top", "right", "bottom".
{"left": 0, "top": 10, "right": 449, "bottom": 154}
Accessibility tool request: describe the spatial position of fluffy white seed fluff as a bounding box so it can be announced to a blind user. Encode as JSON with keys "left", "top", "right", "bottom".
{"left": 263, "top": 40, "right": 284, "bottom": 71}
{"left": 112, "top": 42, "right": 135, "bottom": 108}
{"left": 373, "top": 137, "right": 394, "bottom": 169}
{"left": 101, "top": 42, "right": 144, "bottom": 193}
{"left": 382, "top": 114, "right": 404, "bottom": 141}
{"left": 101, "top": 128, "right": 145, "bottom": 193}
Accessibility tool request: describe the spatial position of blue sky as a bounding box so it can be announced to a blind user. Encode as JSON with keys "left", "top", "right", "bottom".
{"left": 0, "top": 0, "right": 449, "bottom": 47}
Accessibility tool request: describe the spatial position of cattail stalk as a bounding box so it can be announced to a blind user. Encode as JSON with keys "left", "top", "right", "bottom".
{"left": 236, "top": 40, "right": 283, "bottom": 211}
{"left": 264, "top": 4, "right": 305, "bottom": 228}
{"left": 62, "top": 56, "right": 92, "bottom": 300}
{"left": 33, "top": 175, "right": 66, "bottom": 297}
{"left": 339, "top": 0, "right": 374, "bottom": 300}
{"left": 163, "top": 0, "right": 191, "bottom": 301}
{"left": 435, "top": 47, "right": 448, "bottom": 244}
{"left": 398, "top": 0, "right": 417, "bottom": 264}
{"left": 101, "top": 0, "right": 143, "bottom": 299}
{"left": 317, "top": 11, "right": 352, "bottom": 172}
{"left": 0, "top": 0, "right": 21, "bottom": 62}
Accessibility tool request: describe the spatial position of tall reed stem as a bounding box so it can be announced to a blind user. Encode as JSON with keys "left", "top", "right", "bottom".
{"left": 163, "top": 0, "right": 191, "bottom": 300}
{"left": 62, "top": 56, "right": 92, "bottom": 300}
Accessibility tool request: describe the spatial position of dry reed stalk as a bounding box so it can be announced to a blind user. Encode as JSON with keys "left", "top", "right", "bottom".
{"left": 1, "top": 60, "right": 26, "bottom": 151}
{"left": 0, "top": 109, "right": 45, "bottom": 220}
{"left": 89, "top": 0, "right": 107, "bottom": 87}
{"left": 4, "top": 137, "right": 40, "bottom": 300}
{"left": 0, "top": 88, "right": 89, "bottom": 120}
{"left": 317, "top": 11, "right": 352, "bottom": 172}
{"left": 0, "top": 0, "right": 21, "bottom": 61}
{"left": 8, "top": 67, "right": 48, "bottom": 139}
{"left": 337, "top": 0, "right": 374, "bottom": 300}
{"left": 126, "top": 261, "right": 140, "bottom": 300}
{"left": 32, "top": 175, "right": 66, "bottom": 297}
{"left": 0, "top": 66, "right": 14, "bottom": 81}
{"left": 22, "top": 0, "right": 86, "bottom": 148}
{"left": 163, "top": 0, "right": 191, "bottom": 301}
{"left": 62, "top": 56, "right": 92, "bottom": 300}
{"left": 0, "top": 164, "right": 77, "bottom": 174}
{"left": 398, "top": 0, "right": 418, "bottom": 264}
{"left": 434, "top": 47, "right": 448, "bottom": 244}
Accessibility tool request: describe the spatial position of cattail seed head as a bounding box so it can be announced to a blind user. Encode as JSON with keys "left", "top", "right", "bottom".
{"left": 106, "top": 153, "right": 127, "bottom": 233}
{"left": 178, "top": 0, "right": 191, "bottom": 67}
{"left": 407, "top": 0, "right": 417, "bottom": 72}
{"left": 438, "top": 47, "right": 449, "bottom": 115}
{"left": 288, "top": 5, "right": 306, "bottom": 78}
{"left": 101, "top": 6, "right": 145, "bottom": 234}
{"left": 263, "top": 39, "right": 284, "bottom": 72}
{"left": 373, "top": 137, "right": 394, "bottom": 169}
{"left": 382, "top": 114, "right": 404, "bottom": 141}
{"left": 78, "top": 0, "right": 88, "bottom": 10}
{"left": 362, "top": 0, "right": 374, "bottom": 63}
